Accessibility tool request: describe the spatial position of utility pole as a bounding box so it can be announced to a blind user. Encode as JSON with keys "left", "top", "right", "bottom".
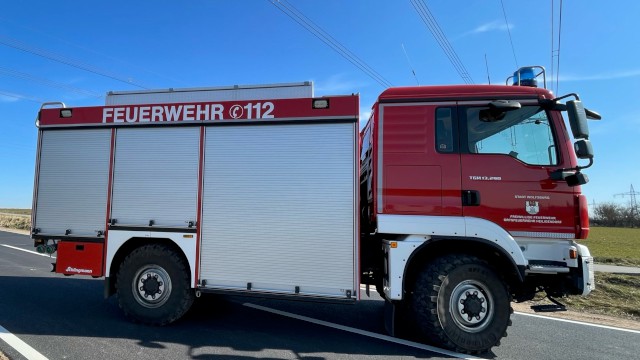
{"left": 615, "top": 184, "right": 639, "bottom": 226}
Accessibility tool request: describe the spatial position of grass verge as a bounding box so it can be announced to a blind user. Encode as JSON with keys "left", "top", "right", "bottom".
{"left": 0, "top": 214, "right": 31, "bottom": 231}
{"left": 563, "top": 273, "right": 640, "bottom": 321}
{"left": 582, "top": 227, "right": 640, "bottom": 266}
{"left": 0, "top": 208, "right": 31, "bottom": 216}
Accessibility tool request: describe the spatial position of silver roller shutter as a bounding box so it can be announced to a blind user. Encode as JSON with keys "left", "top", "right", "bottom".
{"left": 34, "top": 129, "right": 111, "bottom": 236}
{"left": 110, "top": 127, "right": 199, "bottom": 227}
{"left": 200, "top": 122, "right": 357, "bottom": 298}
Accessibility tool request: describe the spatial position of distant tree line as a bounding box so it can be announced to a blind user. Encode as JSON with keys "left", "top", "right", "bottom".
{"left": 590, "top": 202, "right": 640, "bottom": 227}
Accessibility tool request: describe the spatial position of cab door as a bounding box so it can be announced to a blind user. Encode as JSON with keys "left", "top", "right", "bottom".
{"left": 459, "top": 101, "right": 577, "bottom": 237}
{"left": 378, "top": 103, "right": 462, "bottom": 216}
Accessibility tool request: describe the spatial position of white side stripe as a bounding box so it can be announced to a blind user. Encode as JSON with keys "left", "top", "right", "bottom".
{"left": 244, "top": 303, "right": 482, "bottom": 360}
{"left": 0, "top": 244, "right": 56, "bottom": 259}
{"left": 515, "top": 312, "right": 640, "bottom": 334}
{"left": 0, "top": 324, "right": 49, "bottom": 360}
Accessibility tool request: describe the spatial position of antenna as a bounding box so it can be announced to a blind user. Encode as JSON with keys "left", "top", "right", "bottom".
{"left": 484, "top": 54, "right": 491, "bottom": 84}
{"left": 401, "top": 43, "right": 420, "bottom": 85}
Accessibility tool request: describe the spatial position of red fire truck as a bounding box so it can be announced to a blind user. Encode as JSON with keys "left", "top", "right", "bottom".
{"left": 31, "top": 67, "right": 599, "bottom": 353}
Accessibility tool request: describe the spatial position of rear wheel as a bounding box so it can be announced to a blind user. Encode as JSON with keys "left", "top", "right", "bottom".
{"left": 411, "top": 254, "right": 511, "bottom": 354}
{"left": 116, "top": 244, "right": 194, "bottom": 325}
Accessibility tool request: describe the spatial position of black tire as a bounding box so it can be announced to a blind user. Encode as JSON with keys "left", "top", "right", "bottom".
{"left": 411, "top": 254, "right": 512, "bottom": 354}
{"left": 116, "top": 244, "right": 195, "bottom": 325}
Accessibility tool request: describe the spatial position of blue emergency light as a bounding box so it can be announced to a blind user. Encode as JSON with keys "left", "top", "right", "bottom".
{"left": 512, "top": 66, "right": 538, "bottom": 87}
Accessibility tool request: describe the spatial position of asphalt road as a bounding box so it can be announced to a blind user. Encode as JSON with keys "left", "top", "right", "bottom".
{"left": 1, "top": 230, "right": 638, "bottom": 360}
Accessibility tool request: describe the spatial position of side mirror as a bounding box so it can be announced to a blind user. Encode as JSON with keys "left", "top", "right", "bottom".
{"left": 585, "top": 108, "right": 602, "bottom": 120}
{"left": 566, "top": 100, "right": 589, "bottom": 139}
{"left": 574, "top": 139, "right": 593, "bottom": 159}
{"left": 566, "top": 172, "right": 589, "bottom": 187}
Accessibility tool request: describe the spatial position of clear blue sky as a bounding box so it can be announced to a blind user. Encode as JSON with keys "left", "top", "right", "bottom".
{"left": 1, "top": 0, "right": 638, "bottom": 209}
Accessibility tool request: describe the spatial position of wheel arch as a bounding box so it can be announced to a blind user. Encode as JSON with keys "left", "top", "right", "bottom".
{"left": 402, "top": 237, "right": 525, "bottom": 297}
{"left": 105, "top": 234, "right": 194, "bottom": 297}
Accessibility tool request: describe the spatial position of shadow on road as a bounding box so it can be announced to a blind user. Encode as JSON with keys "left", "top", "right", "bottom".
{"left": 0, "top": 276, "right": 465, "bottom": 359}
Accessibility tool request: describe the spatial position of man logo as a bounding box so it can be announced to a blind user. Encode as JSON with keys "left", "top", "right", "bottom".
{"left": 526, "top": 201, "right": 540, "bottom": 215}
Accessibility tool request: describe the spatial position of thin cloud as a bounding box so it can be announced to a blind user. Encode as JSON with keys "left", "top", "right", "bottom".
{"left": 559, "top": 69, "right": 640, "bottom": 82}
{"left": 0, "top": 93, "right": 21, "bottom": 103}
{"left": 472, "top": 20, "right": 513, "bottom": 34}
{"left": 457, "top": 20, "right": 513, "bottom": 39}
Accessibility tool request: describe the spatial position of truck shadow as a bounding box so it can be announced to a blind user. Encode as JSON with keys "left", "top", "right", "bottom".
{"left": 0, "top": 276, "right": 494, "bottom": 359}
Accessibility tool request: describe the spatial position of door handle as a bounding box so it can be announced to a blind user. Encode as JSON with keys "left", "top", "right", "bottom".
{"left": 462, "top": 190, "right": 481, "bottom": 206}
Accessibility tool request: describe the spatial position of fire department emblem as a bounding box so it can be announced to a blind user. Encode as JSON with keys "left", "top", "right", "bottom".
{"left": 526, "top": 201, "right": 539, "bottom": 215}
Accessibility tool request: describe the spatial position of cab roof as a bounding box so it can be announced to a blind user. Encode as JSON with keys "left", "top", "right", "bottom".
{"left": 378, "top": 85, "right": 554, "bottom": 103}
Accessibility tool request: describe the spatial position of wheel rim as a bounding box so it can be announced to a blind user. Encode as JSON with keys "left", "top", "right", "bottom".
{"left": 449, "top": 280, "right": 494, "bottom": 333}
{"left": 132, "top": 265, "right": 172, "bottom": 308}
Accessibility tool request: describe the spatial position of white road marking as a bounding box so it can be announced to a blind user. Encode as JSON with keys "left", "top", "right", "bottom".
{"left": 515, "top": 312, "right": 640, "bottom": 334}
{"left": 0, "top": 324, "right": 49, "bottom": 360}
{"left": 357, "top": 286, "right": 640, "bottom": 334}
{"left": 0, "top": 244, "right": 55, "bottom": 259}
{"left": 243, "top": 303, "right": 482, "bottom": 360}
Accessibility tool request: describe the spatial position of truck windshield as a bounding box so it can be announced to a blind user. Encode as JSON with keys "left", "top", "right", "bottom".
{"left": 465, "top": 106, "right": 558, "bottom": 166}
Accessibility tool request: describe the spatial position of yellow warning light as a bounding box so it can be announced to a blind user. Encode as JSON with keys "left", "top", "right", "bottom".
{"left": 569, "top": 248, "right": 577, "bottom": 259}
{"left": 390, "top": 242, "right": 398, "bottom": 248}
{"left": 183, "top": 234, "right": 194, "bottom": 239}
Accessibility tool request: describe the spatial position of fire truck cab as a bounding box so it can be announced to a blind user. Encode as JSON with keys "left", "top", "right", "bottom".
{"left": 359, "top": 67, "right": 598, "bottom": 352}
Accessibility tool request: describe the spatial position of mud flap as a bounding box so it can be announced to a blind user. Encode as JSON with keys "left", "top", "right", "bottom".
{"left": 384, "top": 299, "right": 413, "bottom": 338}
{"left": 384, "top": 299, "right": 397, "bottom": 337}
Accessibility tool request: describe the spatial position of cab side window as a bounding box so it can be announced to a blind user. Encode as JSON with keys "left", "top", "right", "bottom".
{"left": 435, "top": 108, "right": 455, "bottom": 153}
{"left": 465, "top": 106, "right": 558, "bottom": 166}
{"left": 360, "top": 123, "right": 372, "bottom": 162}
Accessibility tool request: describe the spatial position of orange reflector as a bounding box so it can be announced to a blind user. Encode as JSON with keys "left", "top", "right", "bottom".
{"left": 390, "top": 242, "right": 398, "bottom": 248}
{"left": 183, "top": 234, "right": 194, "bottom": 239}
{"left": 569, "top": 248, "right": 577, "bottom": 259}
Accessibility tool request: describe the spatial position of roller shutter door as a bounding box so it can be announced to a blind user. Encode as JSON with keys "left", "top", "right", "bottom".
{"left": 110, "top": 127, "right": 199, "bottom": 227}
{"left": 200, "top": 123, "right": 357, "bottom": 298}
{"left": 34, "top": 129, "right": 111, "bottom": 236}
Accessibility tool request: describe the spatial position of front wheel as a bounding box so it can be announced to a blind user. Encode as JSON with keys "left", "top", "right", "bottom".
{"left": 116, "top": 244, "right": 195, "bottom": 325}
{"left": 411, "top": 254, "right": 512, "bottom": 354}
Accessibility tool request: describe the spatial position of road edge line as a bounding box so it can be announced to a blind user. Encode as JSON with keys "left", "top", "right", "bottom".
{"left": 0, "top": 324, "right": 49, "bottom": 360}
{"left": 514, "top": 312, "right": 640, "bottom": 334}
{"left": 243, "top": 303, "right": 482, "bottom": 360}
{"left": 0, "top": 244, "right": 55, "bottom": 259}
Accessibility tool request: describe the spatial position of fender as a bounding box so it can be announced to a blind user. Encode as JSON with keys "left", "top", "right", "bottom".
{"left": 377, "top": 214, "right": 527, "bottom": 300}
{"left": 106, "top": 230, "right": 198, "bottom": 288}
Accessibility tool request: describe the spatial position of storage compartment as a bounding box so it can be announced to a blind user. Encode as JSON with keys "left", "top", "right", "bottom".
{"left": 56, "top": 241, "right": 105, "bottom": 277}
{"left": 200, "top": 122, "right": 358, "bottom": 298}
{"left": 34, "top": 129, "right": 111, "bottom": 236}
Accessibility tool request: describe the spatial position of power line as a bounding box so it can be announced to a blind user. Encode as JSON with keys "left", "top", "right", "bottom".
{"left": 0, "top": 90, "right": 46, "bottom": 103}
{"left": 0, "top": 66, "right": 103, "bottom": 98}
{"left": 550, "top": 0, "right": 555, "bottom": 86}
{"left": 410, "top": 0, "right": 474, "bottom": 84}
{"left": 555, "top": 0, "right": 564, "bottom": 94}
{"left": 411, "top": 0, "right": 473, "bottom": 84}
{"left": 0, "top": 16, "right": 185, "bottom": 86}
{"left": 268, "top": 0, "right": 393, "bottom": 88}
{"left": 0, "top": 34, "right": 149, "bottom": 89}
{"left": 615, "top": 184, "right": 639, "bottom": 217}
{"left": 499, "top": 0, "right": 518, "bottom": 68}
